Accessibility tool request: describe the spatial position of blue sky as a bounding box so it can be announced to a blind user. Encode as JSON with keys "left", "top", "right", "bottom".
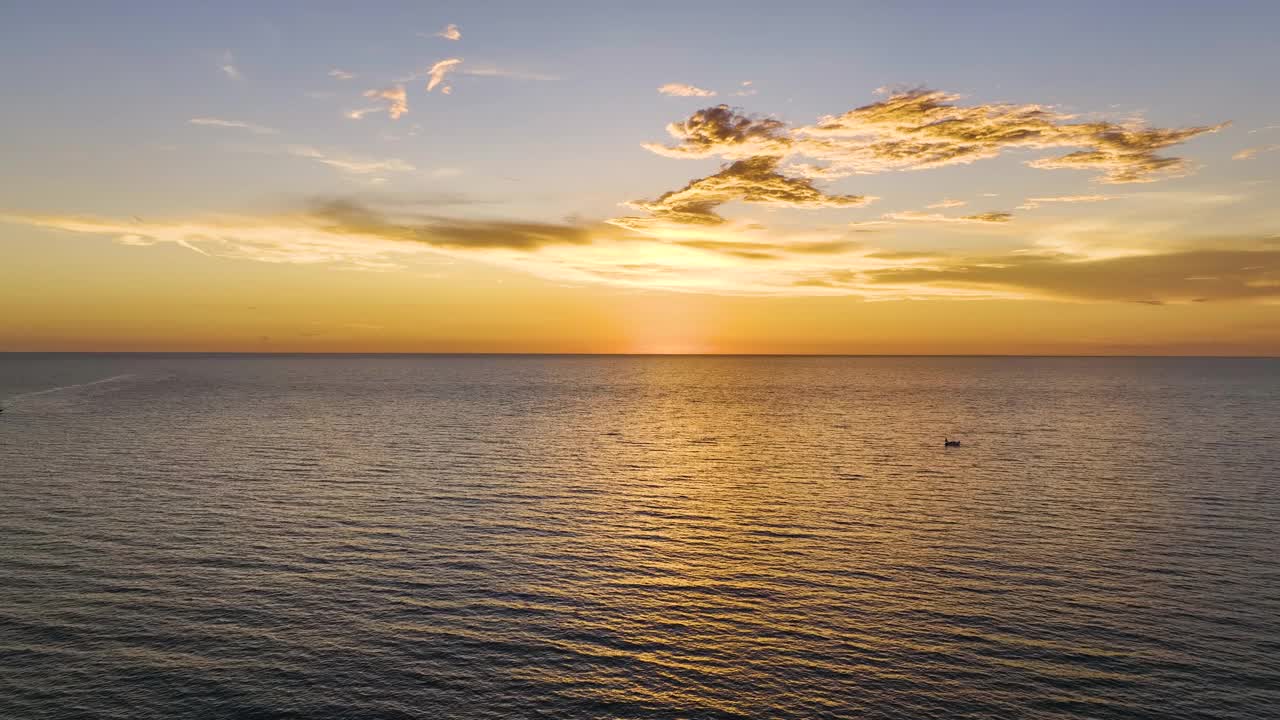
{"left": 3, "top": 1, "right": 1276, "bottom": 217}
{"left": 1, "top": 1, "right": 1278, "bottom": 352}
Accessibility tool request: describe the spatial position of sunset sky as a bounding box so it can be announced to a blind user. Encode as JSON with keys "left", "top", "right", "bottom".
{"left": 2, "top": 1, "right": 1278, "bottom": 354}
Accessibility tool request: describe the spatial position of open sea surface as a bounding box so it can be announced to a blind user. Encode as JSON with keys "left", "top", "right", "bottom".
{"left": 1, "top": 354, "right": 1277, "bottom": 719}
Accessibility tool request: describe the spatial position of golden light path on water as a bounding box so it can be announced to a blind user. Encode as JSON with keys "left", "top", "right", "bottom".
{"left": 1, "top": 355, "right": 1277, "bottom": 718}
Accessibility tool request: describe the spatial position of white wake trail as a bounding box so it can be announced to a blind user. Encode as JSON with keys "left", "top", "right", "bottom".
{"left": 4, "top": 374, "right": 137, "bottom": 404}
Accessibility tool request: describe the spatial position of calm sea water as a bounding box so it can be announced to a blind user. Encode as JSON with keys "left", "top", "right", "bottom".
{"left": 1, "top": 354, "right": 1277, "bottom": 719}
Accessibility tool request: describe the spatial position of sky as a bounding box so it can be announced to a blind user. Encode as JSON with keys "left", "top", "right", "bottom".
{"left": 2, "top": 0, "right": 1278, "bottom": 354}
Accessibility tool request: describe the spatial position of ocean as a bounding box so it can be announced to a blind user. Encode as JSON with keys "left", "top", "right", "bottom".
{"left": 1, "top": 354, "right": 1277, "bottom": 719}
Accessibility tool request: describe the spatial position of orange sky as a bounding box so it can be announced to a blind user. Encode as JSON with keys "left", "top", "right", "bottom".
{"left": 1, "top": 5, "right": 1277, "bottom": 355}
{"left": 4, "top": 231, "right": 1276, "bottom": 355}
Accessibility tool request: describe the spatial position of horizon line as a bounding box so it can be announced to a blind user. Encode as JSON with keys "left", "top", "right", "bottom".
{"left": 1, "top": 351, "right": 1276, "bottom": 359}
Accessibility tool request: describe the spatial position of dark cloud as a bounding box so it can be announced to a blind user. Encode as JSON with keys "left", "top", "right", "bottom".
{"left": 646, "top": 89, "right": 1226, "bottom": 184}
{"left": 964, "top": 211, "right": 1013, "bottom": 223}
{"left": 308, "top": 198, "right": 606, "bottom": 250}
{"left": 622, "top": 88, "right": 1219, "bottom": 231}
{"left": 610, "top": 156, "right": 873, "bottom": 230}
{"left": 820, "top": 90, "right": 1227, "bottom": 184}
{"left": 852, "top": 249, "right": 1280, "bottom": 302}
{"left": 643, "top": 105, "right": 791, "bottom": 159}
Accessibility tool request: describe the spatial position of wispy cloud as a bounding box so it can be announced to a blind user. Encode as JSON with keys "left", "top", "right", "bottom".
{"left": 658, "top": 83, "right": 717, "bottom": 97}
{"left": 329, "top": 68, "right": 355, "bottom": 80}
{"left": 219, "top": 50, "right": 241, "bottom": 79}
{"left": 926, "top": 198, "right": 966, "bottom": 209}
{"left": 0, "top": 201, "right": 607, "bottom": 271}
{"left": 881, "top": 210, "right": 1013, "bottom": 224}
{"left": 435, "top": 24, "right": 461, "bottom": 41}
{"left": 734, "top": 80, "right": 758, "bottom": 97}
{"left": 4, "top": 210, "right": 423, "bottom": 270}
{"left": 462, "top": 66, "right": 559, "bottom": 81}
{"left": 287, "top": 146, "right": 415, "bottom": 176}
{"left": 1017, "top": 194, "right": 1116, "bottom": 210}
{"left": 427, "top": 58, "right": 462, "bottom": 92}
{"left": 361, "top": 85, "right": 408, "bottom": 119}
{"left": 1233, "top": 144, "right": 1280, "bottom": 160}
{"left": 9, "top": 205, "right": 1277, "bottom": 303}
{"left": 189, "top": 117, "right": 277, "bottom": 135}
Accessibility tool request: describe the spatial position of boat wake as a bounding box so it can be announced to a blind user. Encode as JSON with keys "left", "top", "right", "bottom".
{"left": 3, "top": 374, "right": 137, "bottom": 406}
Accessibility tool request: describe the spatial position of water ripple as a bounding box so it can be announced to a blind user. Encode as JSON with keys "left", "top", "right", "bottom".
{"left": 1, "top": 354, "right": 1277, "bottom": 719}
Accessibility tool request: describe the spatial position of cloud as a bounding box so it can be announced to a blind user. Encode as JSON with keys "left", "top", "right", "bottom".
{"left": 646, "top": 90, "right": 1225, "bottom": 184}
{"left": 3, "top": 211, "right": 418, "bottom": 269}
{"left": 435, "top": 24, "right": 461, "bottom": 40}
{"left": 305, "top": 199, "right": 600, "bottom": 250}
{"left": 670, "top": 237, "right": 866, "bottom": 261}
{"left": 462, "top": 66, "right": 559, "bottom": 81}
{"left": 287, "top": 146, "right": 415, "bottom": 175}
{"left": 7, "top": 203, "right": 1278, "bottom": 303}
{"left": 642, "top": 105, "right": 791, "bottom": 160}
{"left": 617, "top": 88, "right": 1223, "bottom": 237}
{"left": 609, "top": 156, "right": 874, "bottom": 231}
{"left": 0, "top": 201, "right": 611, "bottom": 271}
{"left": 220, "top": 51, "right": 241, "bottom": 79}
{"left": 1233, "top": 144, "right": 1280, "bottom": 160}
{"left": 734, "top": 81, "right": 758, "bottom": 97}
{"left": 926, "top": 198, "right": 966, "bottom": 209}
{"left": 658, "top": 83, "right": 717, "bottom": 97}
{"left": 189, "top": 117, "right": 277, "bottom": 135}
{"left": 427, "top": 58, "right": 462, "bottom": 92}
{"left": 1017, "top": 194, "right": 1116, "bottom": 210}
{"left": 4, "top": 86, "right": 1259, "bottom": 304}
{"left": 329, "top": 69, "right": 355, "bottom": 80}
{"left": 807, "top": 90, "right": 1225, "bottom": 183}
{"left": 853, "top": 249, "right": 1280, "bottom": 303}
{"left": 362, "top": 85, "right": 408, "bottom": 119}
{"left": 881, "top": 210, "right": 1013, "bottom": 224}
{"left": 962, "top": 211, "right": 1013, "bottom": 223}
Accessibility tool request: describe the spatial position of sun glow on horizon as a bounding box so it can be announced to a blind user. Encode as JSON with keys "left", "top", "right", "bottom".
{"left": 0, "top": 3, "right": 1277, "bottom": 354}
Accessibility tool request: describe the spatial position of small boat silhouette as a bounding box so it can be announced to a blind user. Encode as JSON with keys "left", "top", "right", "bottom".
{"left": 944, "top": 438, "right": 960, "bottom": 447}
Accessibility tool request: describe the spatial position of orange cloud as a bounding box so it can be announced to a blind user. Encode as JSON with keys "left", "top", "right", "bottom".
{"left": 189, "top": 117, "right": 277, "bottom": 135}
{"left": 658, "top": 83, "right": 716, "bottom": 97}
{"left": 363, "top": 85, "right": 408, "bottom": 119}
{"left": 427, "top": 58, "right": 462, "bottom": 92}
{"left": 647, "top": 89, "right": 1225, "bottom": 184}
